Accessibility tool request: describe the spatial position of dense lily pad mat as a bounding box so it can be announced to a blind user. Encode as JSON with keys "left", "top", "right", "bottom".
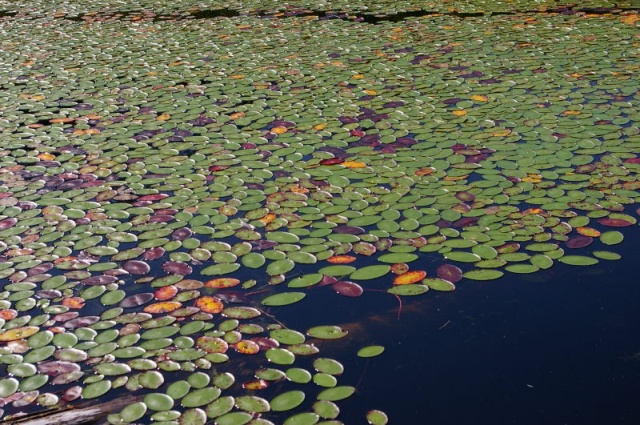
{"left": 0, "top": 2, "right": 639, "bottom": 424}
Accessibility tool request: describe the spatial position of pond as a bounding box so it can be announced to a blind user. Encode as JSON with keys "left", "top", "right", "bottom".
{"left": 0, "top": 1, "right": 638, "bottom": 424}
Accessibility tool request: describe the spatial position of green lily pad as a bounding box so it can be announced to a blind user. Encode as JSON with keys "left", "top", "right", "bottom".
{"left": 592, "top": 251, "right": 622, "bottom": 260}
{"left": 387, "top": 284, "right": 430, "bottom": 296}
{"left": 286, "top": 368, "right": 312, "bottom": 384}
{"left": 444, "top": 251, "right": 482, "bottom": 263}
{"left": 558, "top": 255, "right": 599, "bottom": 266}
{"left": 271, "top": 329, "right": 306, "bottom": 345}
{"left": 349, "top": 265, "right": 391, "bottom": 280}
{"left": 270, "top": 390, "right": 306, "bottom": 412}
{"left": 317, "top": 386, "right": 356, "bottom": 401}
{"left": 463, "top": 269, "right": 504, "bottom": 280}
{"left": 600, "top": 231, "right": 624, "bottom": 245}
{"left": 242, "top": 252, "right": 266, "bottom": 268}
{"left": 145, "top": 393, "right": 175, "bottom": 411}
{"left": 366, "top": 410, "right": 389, "bottom": 425}
{"left": 313, "top": 400, "right": 340, "bottom": 419}
{"left": 182, "top": 387, "right": 222, "bottom": 408}
{"left": 261, "top": 292, "right": 306, "bottom": 307}
{"left": 423, "top": 278, "right": 456, "bottom": 292}
{"left": 288, "top": 274, "right": 323, "bottom": 288}
{"left": 235, "top": 396, "right": 270, "bottom": 413}
{"left": 205, "top": 396, "right": 235, "bottom": 418}
{"left": 377, "top": 253, "right": 419, "bottom": 263}
{"left": 357, "top": 345, "right": 385, "bottom": 358}
{"left": 313, "top": 358, "right": 344, "bottom": 375}
{"left": 266, "top": 259, "right": 296, "bottom": 276}
{"left": 82, "top": 379, "right": 112, "bottom": 399}
{"left": 307, "top": 325, "right": 348, "bottom": 340}
{"left": 266, "top": 348, "right": 296, "bottom": 365}
{"left": 120, "top": 402, "right": 147, "bottom": 422}
{"left": 318, "top": 265, "right": 356, "bottom": 276}
{"left": 283, "top": 412, "right": 320, "bottom": 425}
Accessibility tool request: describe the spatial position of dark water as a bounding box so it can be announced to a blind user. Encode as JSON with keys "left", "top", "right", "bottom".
{"left": 273, "top": 224, "right": 640, "bottom": 424}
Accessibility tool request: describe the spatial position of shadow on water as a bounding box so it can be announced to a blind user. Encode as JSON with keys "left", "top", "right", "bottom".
{"left": 268, "top": 223, "right": 640, "bottom": 424}
{"left": 10, "top": 5, "right": 636, "bottom": 24}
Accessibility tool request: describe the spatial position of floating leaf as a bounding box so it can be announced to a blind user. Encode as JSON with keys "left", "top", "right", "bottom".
{"left": 463, "top": 270, "right": 504, "bottom": 281}
{"left": 270, "top": 390, "right": 305, "bottom": 412}
{"left": 235, "top": 396, "right": 270, "bottom": 413}
{"left": 205, "top": 278, "right": 241, "bottom": 289}
{"left": 366, "top": 410, "right": 389, "bottom": 425}
{"left": 233, "top": 340, "right": 260, "bottom": 354}
{"left": 266, "top": 348, "right": 296, "bottom": 365}
{"left": 194, "top": 296, "right": 224, "bottom": 313}
{"left": 423, "top": 278, "right": 456, "bottom": 292}
{"left": 436, "top": 264, "right": 463, "bottom": 283}
{"left": 319, "top": 265, "right": 356, "bottom": 276}
{"left": 261, "top": 292, "right": 306, "bottom": 307}
{"left": 558, "top": 255, "right": 599, "bottom": 266}
{"left": 393, "top": 270, "right": 427, "bottom": 285}
{"left": 357, "top": 345, "right": 385, "bottom": 358}
{"left": 0, "top": 326, "right": 39, "bottom": 342}
{"left": 387, "top": 284, "right": 430, "bottom": 296}
{"left": 143, "top": 301, "right": 182, "bottom": 314}
{"left": 317, "top": 386, "right": 356, "bottom": 401}
{"left": 307, "top": 325, "right": 348, "bottom": 340}
{"left": 331, "top": 281, "right": 364, "bottom": 297}
{"left": 349, "top": 265, "right": 390, "bottom": 280}
{"left": 600, "top": 231, "right": 624, "bottom": 245}
{"left": 326, "top": 255, "right": 357, "bottom": 264}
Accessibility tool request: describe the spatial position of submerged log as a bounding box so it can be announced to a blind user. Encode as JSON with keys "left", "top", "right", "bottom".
{"left": 4, "top": 394, "right": 141, "bottom": 425}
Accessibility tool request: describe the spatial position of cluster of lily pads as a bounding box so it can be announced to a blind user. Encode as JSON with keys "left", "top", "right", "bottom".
{"left": 0, "top": 1, "right": 638, "bottom": 424}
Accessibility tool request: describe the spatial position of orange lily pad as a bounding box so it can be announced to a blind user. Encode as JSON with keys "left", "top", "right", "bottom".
{"left": 271, "top": 126, "right": 288, "bottom": 134}
{"left": 195, "top": 296, "right": 224, "bottom": 314}
{"left": 0, "top": 326, "right": 40, "bottom": 342}
{"left": 205, "top": 278, "right": 241, "bottom": 289}
{"left": 576, "top": 227, "right": 601, "bottom": 237}
{"left": 233, "top": 340, "right": 261, "bottom": 354}
{"left": 393, "top": 270, "right": 427, "bottom": 285}
{"left": 143, "top": 301, "right": 182, "bottom": 314}
{"left": 243, "top": 379, "right": 269, "bottom": 390}
{"left": 342, "top": 161, "right": 366, "bottom": 168}
{"left": 196, "top": 336, "right": 229, "bottom": 353}
{"left": 62, "top": 297, "right": 86, "bottom": 309}
{"left": 326, "top": 255, "right": 357, "bottom": 264}
{"left": 414, "top": 167, "right": 436, "bottom": 176}
{"left": 154, "top": 285, "right": 178, "bottom": 301}
{"left": 0, "top": 309, "right": 18, "bottom": 320}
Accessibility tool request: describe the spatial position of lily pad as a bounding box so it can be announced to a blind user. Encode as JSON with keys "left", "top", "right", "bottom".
{"left": 317, "top": 386, "right": 356, "bottom": 401}
{"left": 307, "top": 325, "right": 348, "bottom": 340}
{"left": 357, "top": 345, "right": 385, "bottom": 358}
{"left": 349, "top": 265, "right": 391, "bottom": 280}
{"left": 270, "top": 390, "right": 306, "bottom": 412}
{"left": 261, "top": 292, "right": 306, "bottom": 307}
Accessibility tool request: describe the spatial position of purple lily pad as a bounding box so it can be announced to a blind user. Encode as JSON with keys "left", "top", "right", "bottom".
{"left": 82, "top": 275, "right": 118, "bottom": 286}
{"left": 37, "top": 361, "right": 80, "bottom": 376}
{"left": 171, "top": 227, "right": 193, "bottom": 240}
{"left": 333, "top": 226, "right": 365, "bottom": 235}
{"left": 142, "top": 247, "right": 165, "bottom": 260}
{"left": 123, "top": 260, "right": 151, "bottom": 275}
{"left": 0, "top": 218, "right": 17, "bottom": 229}
{"left": 332, "top": 281, "right": 364, "bottom": 297}
{"left": 63, "top": 316, "right": 100, "bottom": 329}
{"left": 565, "top": 236, "right": 594, "bottom": 249}
{"left": 162, "top": 261, "right": 192, "bottom": 275}
{"left": 119, "top": 292, "right": 154, "bottom": 308}
{"left": 318, "top": 275, "right": 338, "bottom": 287}
{"left": 436, "top": 264, "right": 463, "bottom": 283}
